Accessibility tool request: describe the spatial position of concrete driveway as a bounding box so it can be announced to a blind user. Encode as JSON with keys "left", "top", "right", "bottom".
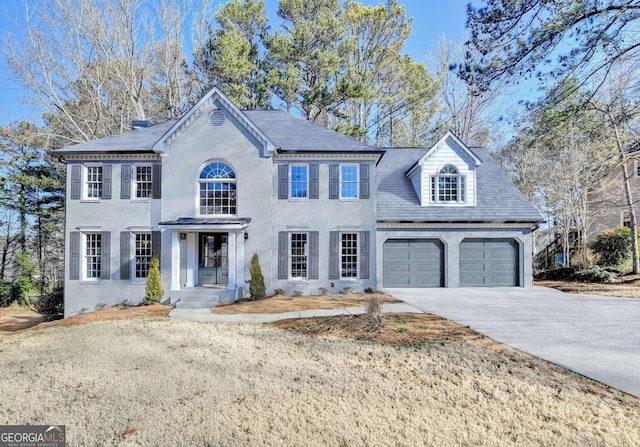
{"left": 384, "top": 287, "right": 640, "bottom": 398}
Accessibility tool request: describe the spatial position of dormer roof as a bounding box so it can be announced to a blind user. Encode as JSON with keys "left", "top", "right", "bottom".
{"left": 404, "top": 131, "right": 482, "bottom": 178}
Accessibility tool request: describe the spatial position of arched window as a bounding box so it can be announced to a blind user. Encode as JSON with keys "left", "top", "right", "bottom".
{"left": 199, "top": 162, "right": 236, "bottom": 215}
{"left": 431, "top": 164, "right": 465, "bottom": 203}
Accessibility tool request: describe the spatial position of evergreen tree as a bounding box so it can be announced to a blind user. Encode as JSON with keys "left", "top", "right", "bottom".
{"left": 145, "top": 256, "right": 164, "bottom": 303}
{"left": 249, "top": 253, "right": 266, "bottom": 300}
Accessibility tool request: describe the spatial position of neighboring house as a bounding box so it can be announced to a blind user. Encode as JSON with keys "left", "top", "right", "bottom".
{"left": 54, "top": 88, "right": 542, "bottom": 317}
{"left": 588, "top": 155, "right": 640, "bottom": 238}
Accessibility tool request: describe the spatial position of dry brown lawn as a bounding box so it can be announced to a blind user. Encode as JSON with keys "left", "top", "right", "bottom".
{"left": 211, "top": 292, "right": 399, "bottom": 314}
{"left": 0, "top": 301, "right": 639, "bottom": 446}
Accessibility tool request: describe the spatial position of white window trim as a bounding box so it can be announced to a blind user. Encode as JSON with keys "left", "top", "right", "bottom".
{"left": 132, "top": 231, "right": 152, "bottom": 281}
{"left": 621, "top": 209, "right": 632, "bottom": 228}
{"left": 82, "top": 163, "right": 103, "bottom": 201}
{"left": 289, "top": 232, "right": 309, "bottom": 281}
{"left": 289, "top": 163, "right": 309, "bottom": 200}
{"left": 430, "top": 167, "right": 466, "bottom": 204}
{"left": 81, "top": 232, "right": 102, "bottom": 282}
{"left": 339, "top": 163, "right": 359, "bottom": 200}
{"left": 339, "top": 232, "right": 359, "bottom": 280}
{"left": 196, "top": 162, "right": 237, "bottom": 217}
{"left": 132, "top": 163, "right": 153, "bottom": 202}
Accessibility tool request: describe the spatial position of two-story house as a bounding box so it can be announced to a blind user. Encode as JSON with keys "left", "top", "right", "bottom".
{"left": 55, "top": 88, "right": 542, "bottom": 317}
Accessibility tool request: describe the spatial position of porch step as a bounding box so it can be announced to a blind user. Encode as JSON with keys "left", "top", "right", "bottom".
{"left": 171, "top": 288, "right": 226, "bottom": 309}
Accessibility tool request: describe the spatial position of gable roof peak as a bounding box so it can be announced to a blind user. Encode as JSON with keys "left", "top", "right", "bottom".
{"left": 152, "top": 86, "right": 277, "bottom": 154}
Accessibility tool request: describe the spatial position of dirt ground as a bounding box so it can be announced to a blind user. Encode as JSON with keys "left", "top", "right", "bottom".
{"left": 536, "top": 275, "right": 640, "bottom": 298}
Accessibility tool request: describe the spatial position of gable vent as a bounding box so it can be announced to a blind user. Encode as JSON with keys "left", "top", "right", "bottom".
{"left": 208, "top": 110, "right": 226, "bottom": 126}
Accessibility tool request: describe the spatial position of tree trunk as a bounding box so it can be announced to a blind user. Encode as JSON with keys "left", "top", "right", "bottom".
{"left": 611, "top": 119, "right": 640, "bottom": 274}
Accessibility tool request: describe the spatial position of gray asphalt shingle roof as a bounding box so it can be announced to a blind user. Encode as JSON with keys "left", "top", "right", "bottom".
{"left": 53, "top": 121, "right": 177, "bottom": 154}
{"left": 377, "top": 147, "right": 543, "bottom": 223}
{"left": 244, "top": 110, "right": 380, "bottom": 153}
{"left": 54, "top": 110, "right": 380, "bottom": 154}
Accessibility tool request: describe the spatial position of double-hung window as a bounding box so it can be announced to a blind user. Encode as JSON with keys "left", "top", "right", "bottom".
{"left": 340, "top": 164, "right": 359, "bottom": 199}
{"left": 85, "top": 166, "right": 103, "bottom": 199}
{"left": 340, "top": 233, "right": 358, "bottom": 279}
{"left": 84, "top": 233, "right": 102, "bottom": 279}
{"left": 134, "top": 165, "right": 153, "bottom": 199}
{"left": 290, "top": 233, "right": 308, "bottom": 279}
{"left": 290, "top": 164, "right": 308, "bottom": 199}
{"left": 134, "top": 233, "right": 152, "bottom": 278}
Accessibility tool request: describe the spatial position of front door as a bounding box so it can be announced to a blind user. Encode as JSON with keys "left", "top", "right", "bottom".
{"left": 198, "top": 233, "right": 228, "bottom": 286}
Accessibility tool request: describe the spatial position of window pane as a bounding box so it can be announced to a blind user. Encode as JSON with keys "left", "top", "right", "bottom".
{"left": 340, "top": 233, "right": 358, "bottom": 278}
{"left": 200, "top": 181, "right": 236, "bottom": 215}
{"left": 290, "top": 165, "right": 308, "bottom": 198}
{"left": 86, "top": 166, "right": 103, "bottom": 198}
{"left": 290, "top": 233, "right": 308, "bottom": 278}
{"left": 85, "top": 233, "right": 102, "bottom": 279}
{"left": 135, "top": 233, "right": 152, "bottom": 278}
{"left": 340, "top": 165, "right": 358, "bottom": 199}
{"left": 135, "top": 166, "right": 152, "bottom": 198}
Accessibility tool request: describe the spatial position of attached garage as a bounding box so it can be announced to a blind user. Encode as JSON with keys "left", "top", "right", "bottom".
{"left": 459, "top": 238, "right": 519, "bottom": 287}
{"left": 383, "top": 239, "right": 444, "bottom": 287}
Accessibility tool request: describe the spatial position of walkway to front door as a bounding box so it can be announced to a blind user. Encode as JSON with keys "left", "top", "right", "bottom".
{"left": 198, "top": 233, "right": 228, "bottom": 286}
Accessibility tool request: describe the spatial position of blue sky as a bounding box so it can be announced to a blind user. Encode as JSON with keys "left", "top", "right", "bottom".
{"left": 0, "top": 0, "right": 472, "bottom": 125}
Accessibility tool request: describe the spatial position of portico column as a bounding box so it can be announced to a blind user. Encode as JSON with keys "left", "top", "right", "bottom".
{"left": 236, "top": 230, "right": 245, "bottom": 288}
{"left": 171, "top": 231, "right": 180, "bottom": 291}
{"left": 227, "top": 231, "right": 236, "bottom": 290}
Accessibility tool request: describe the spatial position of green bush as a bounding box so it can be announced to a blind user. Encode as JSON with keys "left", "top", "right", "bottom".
{"left": 145, "top": 256, "right": 164, "bottom": 303}
{"left": 37, "top": 284, "right": 64, "bottom": 321}
{"left": 249, "top": 253, "right": 266, "bottom": 300}
{"left": 590, "top": 227, "right": 635, "bottom": 266}
{"left": 572, "top": 266, "right": 618, "bottom": 283}
{"left": 0, "top": 280, "right": 11, "bottom": 307}
{"left": 10, "top": 251, "right": 35, "bottom": 305}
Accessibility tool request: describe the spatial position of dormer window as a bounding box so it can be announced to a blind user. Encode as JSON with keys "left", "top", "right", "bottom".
{"left": 431, "top": 164, "right": 465, "bottom": 203}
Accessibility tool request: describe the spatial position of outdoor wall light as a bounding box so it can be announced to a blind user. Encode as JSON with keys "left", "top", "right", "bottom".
{"left": 180, "top": 233, "right": 186, "bottom": 240}
{"left": 244, "top": 232, "right": 249, "bottom": 240}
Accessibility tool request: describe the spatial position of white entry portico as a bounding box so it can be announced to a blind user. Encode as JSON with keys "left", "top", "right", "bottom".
{"left": 160, "top": 218, "right": 251, "bottom": 296}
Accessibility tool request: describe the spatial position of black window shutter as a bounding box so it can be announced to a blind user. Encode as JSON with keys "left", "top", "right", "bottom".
{"left": 102, "top": 165, "right": 112, "bottom": 199}
{"left": 121, "top": 164, "right": 131, "bottom": 199}
{"left": 360, "top": 163, "right": 370, "bottom": 199}
{"left": 101, "top": 231, "right": 111, "bottom": 279}
{"left": 152, "top": 164, "right": 162, "bottom": 199}
{"left": 278, "top": 231, "right": 288, "bottom": 279}
{"left": 309, "top": 231, "right": 319, "bottom": 279}
{"left": 120, "top": 231, "right": 130, "bottom": 280}
{"left": 329, "top": 231, "right": 339, "bottom": 279}
{"left": 329, "top": 165, "right": 339, "bottom": 199}
{"left": 70, "top": 165, "right": 81, "bottom": 200}
{"left": 70, "top": 231, "right": 80, "bottom": 279}
{"left": 359, "top": 231, "right": 370, "bottom": 279}
{"left": 152, "top": 231, "right": 161, "bottom": 258}
{"left": 278, "top": 164, "right": 288, "bottom": 199}
{"left": 309, "top": 164, "right": 319, "bottom": 199}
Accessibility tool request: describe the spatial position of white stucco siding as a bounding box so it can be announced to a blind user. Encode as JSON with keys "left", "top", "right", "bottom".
{"left": 270, "top": 158, "right": 378, "bottom": 295}
{"left": 420, "top": 143, "right": 477, "bottom": 206}
{"left": 63, "top": 159, "right": 159, "bottom": 317}
{"left": 159, "top": 104, "right": 275, "bottom": 296}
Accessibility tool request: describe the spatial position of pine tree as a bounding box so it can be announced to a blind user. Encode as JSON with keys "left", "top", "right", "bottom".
{"left": 145, "top": 256, "right": 164, "bottom": 304}
{"left": 249, "top": 253, "right": 266, "bottom": 300}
